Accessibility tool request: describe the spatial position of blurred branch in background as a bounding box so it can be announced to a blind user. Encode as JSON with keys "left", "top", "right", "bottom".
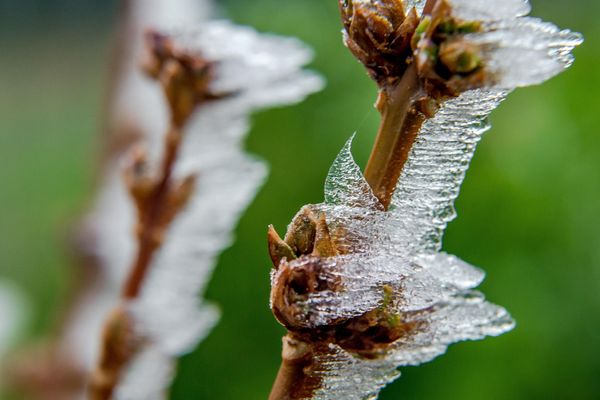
{"left": 4, "top": 1, "right": 213, "bottom": 398}
{"left": 1, "top": 0, "right": 323, "bottom": 398}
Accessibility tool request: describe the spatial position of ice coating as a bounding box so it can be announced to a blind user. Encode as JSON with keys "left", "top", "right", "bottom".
{"left": 109, "top": 0, "right": 215, "bottom": 160}
{"left": 281, "top": 2, "right": 581, "bottom": 396}
{"left": 397, "top": 0, "right": 530, "bottom": 20}
{"left": 406, "top": 0, "right": 581, "bottom": 89}
{"left": 392, "top": 89, "right": 508, "bottom": 252}
{"left": 113, "top": 345, "right": 175, "bottom": 400}
{"left": 291, "top": 131, "right": 513, "bottom": 399}
{"left": 170, "top": 21, "right": 323, "bottom": 97}
{"left": 470, "top": 18, "right": 584, "bottom": 88}
{"left": 112, "top": 21, "right": 323, "bottom": 399}
{"left": 324, "top": 134, "right": 383, "bottom": 210}
{"left": 311, "top": 294, "right": 513, "bottom": 400}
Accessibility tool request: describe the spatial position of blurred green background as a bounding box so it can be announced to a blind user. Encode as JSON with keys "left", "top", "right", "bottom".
{"left": 0, "top": 0, "right": 598, "bottom": 399}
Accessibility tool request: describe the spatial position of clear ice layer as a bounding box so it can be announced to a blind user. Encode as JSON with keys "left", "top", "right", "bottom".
{"left": 282, "top": 2, "right": 581, "bottom": 397}
{"left": 296, "top": 124, "right": 514, "bottom": 400}
{"left": 470, "top": 18, "right": 583, "bottom": 88}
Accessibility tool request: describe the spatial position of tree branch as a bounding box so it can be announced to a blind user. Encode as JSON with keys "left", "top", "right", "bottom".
{"left": 364, "top": 64, "right": 426, "bottom": 209}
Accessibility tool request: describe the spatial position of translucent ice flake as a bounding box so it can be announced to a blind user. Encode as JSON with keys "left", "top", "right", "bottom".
{"left": 392, "top": 89, "right": 508, "bottom": 251}
{"left": 324, "top": 135, "right": 383, "bottom": 210}
{"left": 170, "top": 20, "right": 325, "bottom": 97}
{"left": 469, "top": 18, "right": 584, "bottom": 88}
{"left": 308, "top": 292, "right": 513, "bottom": 400}
{"left": 402, "top": 0, "right": 427, "bottom": 15}
{"left": 281, "top": 136, "right": 513, "bottom": 398}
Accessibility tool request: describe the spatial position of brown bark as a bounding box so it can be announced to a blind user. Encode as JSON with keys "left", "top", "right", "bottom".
{"left": 89, "top": 26, "right": 209, "bottom": 398}
{"left": 122, "top": 125, "right": 182, "bottom": 299}
{"left": 364, "top": 64, "right": 426, "bottom": 209}
{"left": 269, "top": 336, "right": 315, "bottom": 400}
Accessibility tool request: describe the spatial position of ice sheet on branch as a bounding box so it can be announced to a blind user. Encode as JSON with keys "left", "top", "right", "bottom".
{"left": 298, "top": 131, "right": 513, "bottom": 399}
{"left": 469, "top": 18, "right": 583, "bottom": 88}
{"left": 392, "top": 88, "right": 508, "bottom": 252}
{"left": 291, "top": 6, "right": 580, "bottom": 394}
{"left": 403, "top": 1, "right": 582, "bottom": 90}
{"left": 274, "top": 1, "right": 580, "bottom": 398}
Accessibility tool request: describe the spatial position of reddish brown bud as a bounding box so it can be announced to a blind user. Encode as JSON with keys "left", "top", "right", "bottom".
{"left": 142, "top": 29, "right": 219, "bottom": 127}
{"left": 340, "top": 0, "right": 419, "bottom": 85}
{"left": 268, "top": 225, "right": 297, "bottom": 269}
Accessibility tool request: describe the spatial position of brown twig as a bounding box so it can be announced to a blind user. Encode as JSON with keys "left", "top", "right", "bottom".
{"left": 268, "top": 336, "right": 315, "bottom": 400}
{"left": 364, "top": 64, "right": 426, "bottom": 209}
{"left": 88, "top": 31, "right": 215, "bottom": 400}
{"left": 121, "top": 124, "right": 183, "bottom": 299}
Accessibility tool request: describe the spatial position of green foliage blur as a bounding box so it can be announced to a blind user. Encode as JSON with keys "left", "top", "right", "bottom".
{"left": 0, "top": 0, "right": 598, "bottom": 398}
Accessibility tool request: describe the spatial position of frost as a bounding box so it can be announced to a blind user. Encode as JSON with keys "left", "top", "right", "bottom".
{"left": 296, "top": 128, "right": 513, "bottom": 399}
{"left": 277, "top": 2, "right": 581, "bottom": 397}
{"left": 470, "top": 18, "right": 584, "bottom": 88}
{"left": 392, "top": 89, "right": 508, "bottom": 251}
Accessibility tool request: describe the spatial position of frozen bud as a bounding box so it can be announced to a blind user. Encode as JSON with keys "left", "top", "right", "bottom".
{"left": 89, "top": 306, "right": 139, "bottom": 399}
{"left": 439, "top": 40, "right": 482, "bottom": 74}
{"left": 124, "top": 146, "right": 154, "bottom": 209}
{"left": 268, "top": 225, "right": 297, "bottom": 269}
{"left": 284, "top": 206, "right": 318, "bottom": 257}
{"left": 143, "top": 30, "right": 217, "bottom": 126}
{"left": 271, "top": 256, "right": 341, "bottom": 330}
{"left": 339, "top": 0, "right": 419, "bottom": 84}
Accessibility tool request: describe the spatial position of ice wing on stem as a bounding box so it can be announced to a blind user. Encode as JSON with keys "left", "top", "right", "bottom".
{"left": 324, "top": 134, "right": 383, "bottom": 211}
{"left": 390, "top": 88, "right": 508, "bottom": 252}
{"left": 470, "top": 17, "right": 584, "bottom": 88}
